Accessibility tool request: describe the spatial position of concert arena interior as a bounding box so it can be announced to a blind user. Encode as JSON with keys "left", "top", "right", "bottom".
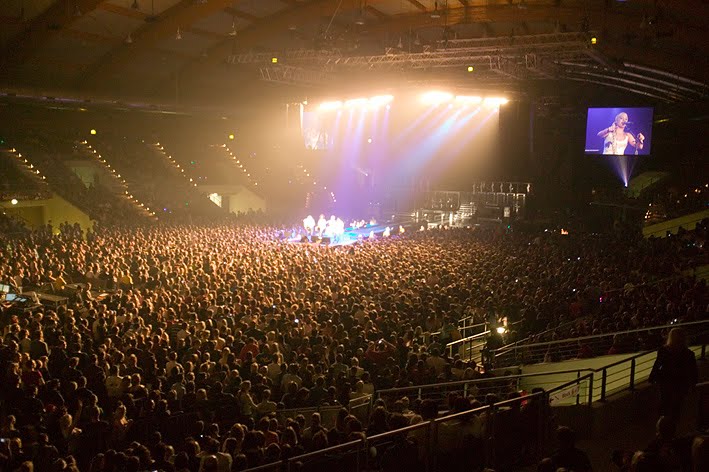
{"left": 1, "top": 1, "right": 708, "bottom": 471}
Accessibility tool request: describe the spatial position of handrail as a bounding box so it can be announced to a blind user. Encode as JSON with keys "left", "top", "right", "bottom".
{"left": 446, "top": 329, "right": 490, "bottom": 348}
{"left": 242, "top": 341, "right": 707, "bottom": 472}
{"left": 286, "top": 439, "right": 364, "bottom": 463}
{"left": 368, "top": 420, "right": 432, "bottom": 439}
{"left": 495, "top": 319, "right": 709, "bottom": 352}
{"left": 376, "top": 368, "right": 594, "bottom": 399}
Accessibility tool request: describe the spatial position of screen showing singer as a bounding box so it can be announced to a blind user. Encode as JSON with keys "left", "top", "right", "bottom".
{"left": 585, "top": 107, "right": 653, "bottom": 156}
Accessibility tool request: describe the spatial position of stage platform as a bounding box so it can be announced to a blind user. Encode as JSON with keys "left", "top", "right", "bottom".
{"left": 287, "top": 220, "right": 411, "bottom": 247}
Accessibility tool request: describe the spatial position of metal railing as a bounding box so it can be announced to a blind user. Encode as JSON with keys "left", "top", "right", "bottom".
{"left": 240, "top": 337, "right": 707, "bottom": 472}
{"left": 492, "top": 319, "right": 709, "bottom": 367}
{"left": 246, "top": 391, "right": 549, "bottom": 472}
{"left": 446, "top": 328, "right": 490, "bottom": 360}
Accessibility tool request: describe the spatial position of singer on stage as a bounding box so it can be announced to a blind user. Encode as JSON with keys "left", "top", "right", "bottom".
{"left": 597, "top": 112, "right": 645, "bottom": 155}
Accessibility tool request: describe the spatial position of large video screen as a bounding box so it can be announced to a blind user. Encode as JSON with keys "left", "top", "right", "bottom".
{"left": 302, "top": 111, "right": 332, "bottom": 150}
{"left": 585, "top": 107, "right": 653, "bottom": 156}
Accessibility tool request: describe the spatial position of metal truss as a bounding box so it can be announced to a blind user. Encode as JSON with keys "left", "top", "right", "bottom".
{"left": 225, "top": 32, "right": 705, "bottom": 99}
{"left": 258, "top": 65, "right": 332, "bottom": 86}
{"left": 227, "top": 33, "right": 592, "bottom": 71}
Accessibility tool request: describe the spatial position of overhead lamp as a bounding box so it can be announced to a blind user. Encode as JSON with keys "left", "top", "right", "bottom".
{"left": 354, "top": 1, "right": 366, "bottom": 25}
{"left": 430, "top": 1, "right": 441, "bottom": 19}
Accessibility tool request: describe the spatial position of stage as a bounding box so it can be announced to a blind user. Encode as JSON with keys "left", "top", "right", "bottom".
{"left": 287, "top": 219, "right": 410, "bottom": 247}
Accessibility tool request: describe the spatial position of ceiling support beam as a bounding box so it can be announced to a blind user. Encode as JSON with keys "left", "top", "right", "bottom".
{"left": 80, "top": 0, "right": 252, "bottom": 90}
{"left": 0, "top": 0, "right": 104, "bottom": 72}
{"left": 405, "top": 0, "right": 428, "bottom": 12}
{"left": 223, "top": 7, "right": 258, "bottom": 22}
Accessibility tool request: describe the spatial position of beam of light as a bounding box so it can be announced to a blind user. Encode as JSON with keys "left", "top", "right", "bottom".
{"left": 368, "top": 95, "right": 394, "bottom": 107}
{"left": 420, "top": 91, "right": 453, "bottom": 105}
{"left": 609, "top": 155, "right": 635, "bottom": 187}
{"left": 454, "top": 95, "right": 482, "bottom": 104}
{"left": 401, "top": 106, "right": 468, "bottom": 178}
{"left": 319, "top": 101, "right": 342, "bottom": 111}
{"left": 345, "top": 98, "right": 368, "bottom": 107}
{"left": 440, "top": 107, "right": 498, "bottom": 162}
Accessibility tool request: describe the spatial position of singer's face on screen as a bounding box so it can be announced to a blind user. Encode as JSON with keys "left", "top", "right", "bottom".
{"left": 615, "top": 112, "right": 629, "bottom": 129}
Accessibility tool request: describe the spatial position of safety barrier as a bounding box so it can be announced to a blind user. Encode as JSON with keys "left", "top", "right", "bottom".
{"left": 492, "top": 319, "right": 709, "bottom": 367}
{"left": 241, "top": 338, "right": 707, "bottom": 472}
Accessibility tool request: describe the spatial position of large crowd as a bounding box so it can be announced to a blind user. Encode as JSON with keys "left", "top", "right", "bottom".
{"left": 0, "top": 218, "right": 706, "bottom": 471}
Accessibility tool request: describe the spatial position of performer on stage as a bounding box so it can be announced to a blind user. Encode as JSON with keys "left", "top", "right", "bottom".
{"left": 316, "top": 214, "right": 327, "bottom": 237}
{"left": 597, "top": 112, "right": 645, "bottom": 155}
{"left": 303, "top": 215, "right": 315, "bottom": 236}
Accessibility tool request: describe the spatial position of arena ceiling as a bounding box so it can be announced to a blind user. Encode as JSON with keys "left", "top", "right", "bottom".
{"left": 0, "top": 0, "right": 708, "bottom": 107}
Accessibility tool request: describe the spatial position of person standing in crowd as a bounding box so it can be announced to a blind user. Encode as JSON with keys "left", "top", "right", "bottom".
{"left": 649, "top": 328, "right": 698, "bottom": 422}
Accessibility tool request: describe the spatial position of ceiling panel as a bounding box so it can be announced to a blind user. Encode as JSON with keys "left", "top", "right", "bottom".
{"left": 31, "top": 35, "right": 112, "bottom": 64}
{"left": 233, "top": 0, "right": 288, "bottom": 18}
{"left": 157, "top": 31, "right": 220, "bottom": 55}
{"left": 192, "top": 11, "right": 251, "bottom": 35}
{"left": 71, "top": 9, "right": 145, "bottom": 39}
{"left": 105, "top": 0, "right": 184, "bottom": 16}
{"left": 0, "top": 0, "right": 55, "bottom": 21}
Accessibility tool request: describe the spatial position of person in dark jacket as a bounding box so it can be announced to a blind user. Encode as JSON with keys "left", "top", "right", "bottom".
{"left": 649, "top": 328, "right": 698, "bottom": 422}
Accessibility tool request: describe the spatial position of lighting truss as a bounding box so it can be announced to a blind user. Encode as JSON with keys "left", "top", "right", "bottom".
{"left": 225, "top": 32, "right": 705, "bottom": 100}
{"left": 258, "top": 65, "right": 332, "bottom": 86}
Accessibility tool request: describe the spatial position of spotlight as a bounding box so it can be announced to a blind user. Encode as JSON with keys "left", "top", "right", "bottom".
{"left": 454, "top": 95, "right": 482, "bottom": 104}
{"left": 90, "top": 129, "right": 97, "bottom": 135}
{"left": 483, "top": 97, "right": 509, "bottom": 106}
{"left": 420, "top": 91, "right": 453, "bottom": 105}
{"left": 590, "top": 36, "right": 597, "bottom": 44}
{"left": 467, "top": 66, "right": 474, "bottom": 72}
{"left": 228, "top": 134, "right": 235, "bottom": 140}
{"left": 319, "top": 101, "right": 342, "bottom": 111}
{"left": 10, "top": 199, "right": 18, "bottom": 205}
{"left": 496, "top": 326, "right": 507, "bottom": 334}
{"left": 368, "top": 95, "right": 394, "bottom": 106}
{"left": 271, "top": 57, "right": 278, "bottom": 64}
{"left": 345, "top": 98, "right": 367, "bottom": 107}
{"left": 367, "top": 138, "right": 372, "bottom": 143}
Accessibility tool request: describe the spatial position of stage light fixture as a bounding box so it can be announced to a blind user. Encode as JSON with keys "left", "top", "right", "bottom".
{"left": 345, "top": 98, "right": 368, "bottom": 107}
{"left": 454, "top": 95, "right": 482, "bottom": 104}
{"left": 319, "top": 101, "right": 342, "bottom": 111}
{"left": 367, "top": 138, "right": 372, "bottom": 143}
{"left": 368, "top": 95, "right": 394, "bottom": 106}
{"left": 420, "top": 91, "right": 453, "bottom": 105}
{"left": 228, "top": 134, "right": 235, "bottom": 140}
{"left": 591, "top": 36, "right": 597, "bottom": 44}
{"left": 467, "top": 66, "right": 474, "bottom": 72}
{"left": 11, "top": 199, "right": 18, "bottom": 205}
{"left": 271, "top": 57, "right": 278, "bottom": 63}
{"left": 483, "top": 97, "right": 509, "bottom": 106}
{"left": 90, "top": 129, "right": 97, "bottom": 135}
